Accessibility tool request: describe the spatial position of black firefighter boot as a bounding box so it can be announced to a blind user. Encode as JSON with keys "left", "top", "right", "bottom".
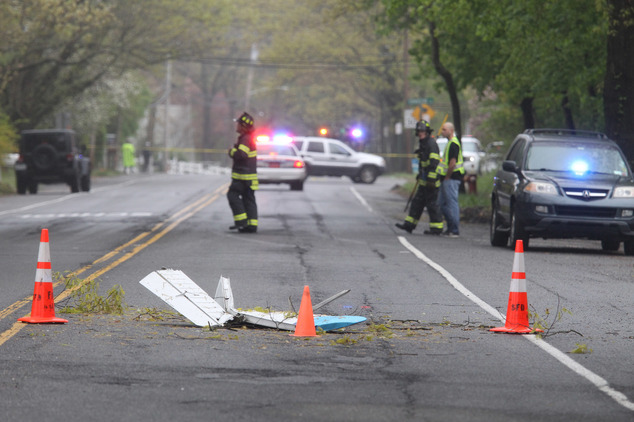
{"left": 395, "top": 222, "right": 415, "bottom": 234}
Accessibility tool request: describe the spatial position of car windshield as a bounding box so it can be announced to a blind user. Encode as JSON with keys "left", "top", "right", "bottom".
{"left": 461, "top": 141, "right": 481, "bottom": 153}
{"left": 525, "top": 142, "right": 630, "bottom": 176}
{"left": 258, "top": 143, "right": 297, "bottom": 156}
{"left": 436, "top": 138, "right": 479, "bottom": 154}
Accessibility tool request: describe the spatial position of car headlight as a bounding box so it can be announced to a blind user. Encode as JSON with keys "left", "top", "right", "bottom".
{"left": 614, "top": 186, "right": 634, "bottom": 198}
{"left": 524, "top": 181, "right": 558, "bottom": 195}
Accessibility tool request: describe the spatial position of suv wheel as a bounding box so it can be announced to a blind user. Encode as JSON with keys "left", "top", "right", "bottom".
{"left": 357, "top": 166, "right": 378, "bottom": 184}
{"left": 80, "top": 174, "right": 91, "bottom": 192}
{"left": 601, "top": 240, "right": 620, "bottom": 252}
{"left": 509, "top": 207, "right": 529, "bottom": 249}
{"left": 28, "top": 182, "right": 38, "bottom": 194}
{"left": 624, "top": 239, "right": 634, "bottom": 256}
{"left": 16, "top": 177, "right": 27, "bottom": 194}
{"left": 69, "top": 172, "right": 80, "bottom": 193}
{"left": 490, "top": 200, "right": 509, "bottom": 247}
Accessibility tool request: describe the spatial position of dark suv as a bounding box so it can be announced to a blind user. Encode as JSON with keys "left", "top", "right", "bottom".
{"left": 490, "top": 129, "right": 634, "bottom": 255}
{"left": 14, "top": 129, "right": 91, "bottom": 194}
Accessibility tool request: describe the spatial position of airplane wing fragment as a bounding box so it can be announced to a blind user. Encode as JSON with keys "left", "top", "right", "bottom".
{"left": 139, "top": 269, "right": 233, "bottom": 327}
{"left": 139, "top": 270, "right": 366, "bottom": 332}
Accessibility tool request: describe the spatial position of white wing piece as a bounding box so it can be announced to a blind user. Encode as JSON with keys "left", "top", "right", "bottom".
{"left": 213, "top": 275, "right": 297, "bottom": 330}
{"left": 213, "top": 275, "right": 235, "bottom": 313}
{"left": 139, "top": 269, "right": 233, "bottom": 327}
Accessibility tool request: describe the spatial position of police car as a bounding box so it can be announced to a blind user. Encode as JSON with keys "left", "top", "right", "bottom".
{"left": 256, "top": 134, "right": 307, "bottom": 191}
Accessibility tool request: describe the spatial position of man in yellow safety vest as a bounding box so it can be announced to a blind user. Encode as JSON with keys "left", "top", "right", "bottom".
{"left": 437, "top": 122, "right": 464, "bottom": 238}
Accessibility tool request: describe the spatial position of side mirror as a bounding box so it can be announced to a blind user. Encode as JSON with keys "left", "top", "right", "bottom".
{"left": 502, "top": 160, "right": 518, "bottom": 173}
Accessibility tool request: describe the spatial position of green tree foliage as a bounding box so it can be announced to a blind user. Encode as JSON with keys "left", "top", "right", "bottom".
{"left": 0, "top": 0, "right": 232, "bottom": 129}
{"left": 257, "top": 0, "right": 405, "bottom": 153}
{"left": 0, "top": 110, "right": 17, "bottom": 155}
{"left": 378, "top": 0, "right": 608, "bottom": 141}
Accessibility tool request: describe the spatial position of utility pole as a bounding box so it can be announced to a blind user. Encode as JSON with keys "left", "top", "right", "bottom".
{"left": 244, "top": 43, "right": 258, "bottom": 111}
{"left": 163, "top": 60, "right": 171, "bottom": 172}
{"left": 402, "top": 30, "right": 411, "bottom": 172}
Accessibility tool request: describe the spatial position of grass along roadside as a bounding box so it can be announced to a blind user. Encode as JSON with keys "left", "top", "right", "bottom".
{"left": 0, "top": 166, "right": 15, "bottom": 194}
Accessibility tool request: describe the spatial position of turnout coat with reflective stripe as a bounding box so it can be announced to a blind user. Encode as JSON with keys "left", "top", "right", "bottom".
{"left": 418, "top": 135, "right": 441, "bottom": 188}
{"left": 229, "top": 133, "right": 258, "bottom": 185}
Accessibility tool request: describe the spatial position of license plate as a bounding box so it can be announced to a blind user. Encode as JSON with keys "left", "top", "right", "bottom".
{"left": 14, "top": 163, "right": 26, "bottom": 171}
{"left": 268, "top": 162, "right": 280, "bottom": 168}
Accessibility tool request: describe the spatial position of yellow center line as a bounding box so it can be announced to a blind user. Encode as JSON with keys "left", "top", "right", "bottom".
{"left": 0, "top": 184, "right": 228, "bottom": 347}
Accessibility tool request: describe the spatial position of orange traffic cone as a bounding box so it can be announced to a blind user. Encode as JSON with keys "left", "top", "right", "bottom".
{"left": 291, "top": 285, "right": 317, "bottom": 337}
{"left": 490, "top": 240, "right": 541, "bottom": 334}
{"left": 18, "top": 229, "right": 68, "bottom": 324}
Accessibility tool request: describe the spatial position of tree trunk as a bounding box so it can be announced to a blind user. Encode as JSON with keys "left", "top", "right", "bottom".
{"left": 520, "top": 97, "right": 535, "bottom": 129}
{"left": 429, "top": 21, "right": 462, "bottom": 139}
{"left": 604, "top": 0, "right": 634, "bottom": 162}
{"left": 561, "top": 92, "right": 575, "bottom": 130}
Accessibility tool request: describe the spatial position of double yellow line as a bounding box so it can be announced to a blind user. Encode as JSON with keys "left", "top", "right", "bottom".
{"left": 0, "top": 184, "right": 228, "bottom": 346}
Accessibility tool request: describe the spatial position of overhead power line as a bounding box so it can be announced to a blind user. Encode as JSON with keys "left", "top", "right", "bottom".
{"left": 195, "top": 56, "right": 406, "bottom": 70}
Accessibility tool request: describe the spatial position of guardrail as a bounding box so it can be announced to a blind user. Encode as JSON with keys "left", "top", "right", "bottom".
{"left": 166, "top": 159, "right": 230, "bottom": 176}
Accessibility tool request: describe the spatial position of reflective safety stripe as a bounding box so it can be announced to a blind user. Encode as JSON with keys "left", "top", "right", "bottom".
{"left": 430, "top": 222, "right": 444, "bottom": 229}
{"left": 232, "top": 172, "right": 258, "bottom": 181}
{"left": 429, "top": 152, "right": 441, "bottom": 161}
{"left": 405, "top": 216, "right": 418, "bottom": 225}
{"left": 235, "top": 145, "right": 257, "bottom": 158}
{"left": 250, "top": 180, "right": 259, "bottom": 190}
{"left": 247, "top": 219, "right": 258, "bottom": 226}
{"left": 233, "top": 213, "right": 247, "bottom": 222}
{"left": 229, "top": 147, "right": 237, "bottom": 157}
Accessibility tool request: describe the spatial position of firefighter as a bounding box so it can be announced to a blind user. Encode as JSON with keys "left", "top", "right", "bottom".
{"left": 227, "top": 112, "right": 258, "bottom": 233}
{"left": 395, "top": 120, "right": 444, "bottom": 235}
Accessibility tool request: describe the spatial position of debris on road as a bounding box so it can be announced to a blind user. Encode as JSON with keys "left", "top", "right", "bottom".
{"left": 139, "top": 269, "right": 366, "bottom": 332}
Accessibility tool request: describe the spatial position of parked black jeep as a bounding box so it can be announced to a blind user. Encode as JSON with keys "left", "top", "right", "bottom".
{"left": 14, "top": 129, "right": 91, "bottom": 194}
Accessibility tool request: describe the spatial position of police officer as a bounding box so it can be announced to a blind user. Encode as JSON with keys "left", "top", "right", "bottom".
{"left": 228, "top": 112, "right": 258, "bottom": 233}
{"left": 395, "top": 120, "right": 444, "bottom": 235}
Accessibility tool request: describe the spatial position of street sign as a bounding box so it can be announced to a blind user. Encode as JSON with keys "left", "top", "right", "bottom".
{"left": 421, "top": 104, "right": 435, "bottom": 121}
{"left": 407, "top": 97, "right": 434, "bottom": 106}
{"left": 404, "top": 109, "right": 417, "bottom": 128}
{"left": 404, "top": 105, "right": 436, "bottom": 129}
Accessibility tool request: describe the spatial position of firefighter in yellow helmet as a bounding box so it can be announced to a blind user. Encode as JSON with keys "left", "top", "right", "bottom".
{"left": 395, "top": 120, "right": 444, "bottom": 235}
{"left": 227, "top": 112, "right": 258, "bottom": 233}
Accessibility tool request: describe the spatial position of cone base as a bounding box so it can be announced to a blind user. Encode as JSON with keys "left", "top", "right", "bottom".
{"left": 18, "top": 316, "right": 68, "bottom": 324}
{"left": 490, "top": 325, "right": 542, "bottom": 334}
{"left": 290, "top": 332, "right": 317, "bottom": 337}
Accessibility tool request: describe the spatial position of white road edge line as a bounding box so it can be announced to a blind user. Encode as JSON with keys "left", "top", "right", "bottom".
{"left": 0, "top": 180, "right": 138, "bottom": 217}
{"left": 398, "top": 235, "right": 634, "bottom": 412}
{"left": 350, "top": 187, "right": 373, "bottom": 213}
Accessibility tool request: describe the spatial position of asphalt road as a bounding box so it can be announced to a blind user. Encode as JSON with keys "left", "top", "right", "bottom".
{"left": 0, "top": 173, "right": 632, "bottom": 422}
